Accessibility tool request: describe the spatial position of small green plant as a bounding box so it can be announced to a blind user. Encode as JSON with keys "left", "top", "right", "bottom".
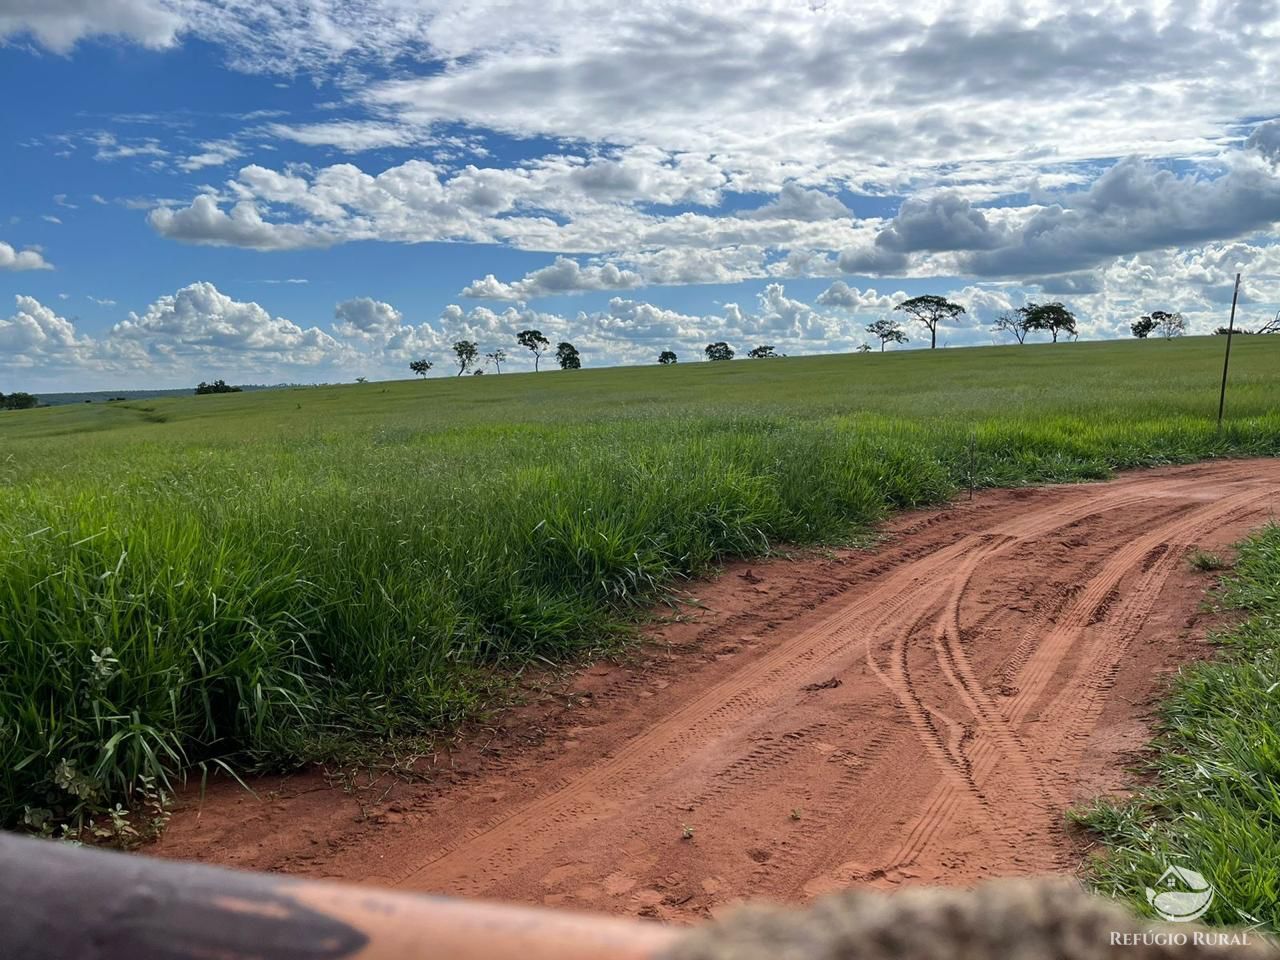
{"left": 1187, "top": 548, "right": 1227, "bottom": 571}
{"left": 90, "top": 804, "right": 139, "bottom": 845}
{"left": 681, "top": 824, "right": 694, "bottom": 840}
{"left": 790, "top": 808, "right": 802, "bottom": 821}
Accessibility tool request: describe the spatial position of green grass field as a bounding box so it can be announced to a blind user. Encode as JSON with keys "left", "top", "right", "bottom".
{"left": 1075, "top": 524, "right": 1280, "bottom": 929}
{"left": 3, "top": 336, "right": 1279, "bottom": 830}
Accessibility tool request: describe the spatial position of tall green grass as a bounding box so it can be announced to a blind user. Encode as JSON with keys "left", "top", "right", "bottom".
{"left": 2, "top": 336, "right": 1278, "bottom": 828}
{"left": 1074, "top": 524, "right": 1280, "bottom": 930}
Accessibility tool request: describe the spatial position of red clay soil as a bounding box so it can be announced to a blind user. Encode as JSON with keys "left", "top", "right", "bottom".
{"left": 152, "top": 459, "right": 1280, "bottom": 921}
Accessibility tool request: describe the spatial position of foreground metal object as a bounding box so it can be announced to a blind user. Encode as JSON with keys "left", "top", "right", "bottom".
{"left": 0, "top": 833, "right": 678, "bottom": 960}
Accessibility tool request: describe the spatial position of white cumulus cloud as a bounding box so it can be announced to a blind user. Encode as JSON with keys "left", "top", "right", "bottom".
{"left": 148, "top": 195, "right": 327, "bottom": 250}
{"left": 333, "top": 296, "right": 403, "bottom": 339}
{"left": 0, "top": 295, "right": 91, "bottom": 367}
{"left": 0, "top": 240, "right": 52, "bottom": 271}
{"left": 815, "top": 281, "right": 901, "bottom": 312}
{"left": 461, "top": 257, "right": 643, "bottom": 300}
{"left": 0, "top": 0, "right": 183, "bottom": 53}
{"left": 111, "top": 281, "right": 350, "bottom": 367}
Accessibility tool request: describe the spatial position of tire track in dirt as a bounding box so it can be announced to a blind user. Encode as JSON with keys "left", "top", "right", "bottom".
{"left": 1006, "top": 487, "right": 1266, "bottom": 729}
{"left": 825, "top": 483, "right": 1276, "bottom": 894}
{"left": 153, "top": 460, "right": 1280, "bottom": 921}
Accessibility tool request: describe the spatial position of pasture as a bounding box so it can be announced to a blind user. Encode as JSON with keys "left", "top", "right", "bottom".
{"left": 2, "top": 336, "right": 1278, "bottom": 829}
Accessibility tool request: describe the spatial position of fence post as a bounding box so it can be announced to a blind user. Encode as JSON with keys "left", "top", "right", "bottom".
{"left": 1217, "top": 272, "right": 1242, "bottom": 428}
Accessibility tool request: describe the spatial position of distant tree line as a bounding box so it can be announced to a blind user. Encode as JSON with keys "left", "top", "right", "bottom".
{"left": 0, "top": 391, "right": 38, "bottom": 410}
{"left": 408, "top": 330, "right": 582, "bottom": 379}
{"left": 652, "top": 343, "right": 783, "bottom": 363}
{"left": 1130, "top": 309, "right": 1280, "bottom": 339}
{"left": 398, "top": 291, "right": 1278, "bottom": 380}
{"left": 1213, "top": 314, "right": 1279, "bottom": 336}
{"left": 687, "top": 296, "right": 979, "bottom": 358}
{"left": 407, "top": 292, "right": 999, "bottom": 372}
{"left": 195, "top": 380, "right": 242, "bottom": 395}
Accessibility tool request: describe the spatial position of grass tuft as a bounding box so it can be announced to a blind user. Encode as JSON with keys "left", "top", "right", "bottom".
{"left": 1187, "top": 548, "right": 1228, "bottom": 571}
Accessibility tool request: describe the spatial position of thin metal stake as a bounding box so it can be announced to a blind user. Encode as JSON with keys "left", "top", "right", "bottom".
{"left": 1218, "top": 272, "right": 1241, "bottom": 429}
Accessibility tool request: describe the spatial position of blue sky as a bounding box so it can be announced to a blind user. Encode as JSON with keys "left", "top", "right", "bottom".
{"left": 3, "top": 1, "right": 1280, "bottom": 390}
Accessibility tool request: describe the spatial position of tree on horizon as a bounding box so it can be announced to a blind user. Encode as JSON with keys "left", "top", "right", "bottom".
{"left": 1131, "top": 316, "right": 1157, "bottom": 339}
{"left": 1022, "top": 302, "right": 1077, "bottom": 343}
{"left": 704, "top": 342, "right": 734, "bottom": 361}
{"left": 556, "top": 341, "right": 581, "bottom": 369}
{"left": 1151, "top": 310, "right": 1186, "bottom": 340}
{"left": 991, "top": 309, "right": 1031, "bottom": 344}
{"left": 453, "top": 340, "right": 479, "bottom": 376}
{"left": 894, "top": 295, "right": 966, "bottom": 349}
{"left": 866, "top": 317, "right": 909, "bottom": 352}
{"left": 517, "top": 330, "right": 550, "bottom": 371}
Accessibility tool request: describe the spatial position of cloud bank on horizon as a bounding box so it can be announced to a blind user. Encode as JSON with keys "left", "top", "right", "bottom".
{"left": 2, "top": 0, "right": 1280, "bottom": 388}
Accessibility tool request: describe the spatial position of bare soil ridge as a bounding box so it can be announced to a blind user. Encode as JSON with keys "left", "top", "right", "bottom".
{"left": 155, "top": 460, "right": 1280, "bottom": 922}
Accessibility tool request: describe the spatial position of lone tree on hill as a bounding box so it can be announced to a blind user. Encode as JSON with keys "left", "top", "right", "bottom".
{"left": 556, "top": 341, "right": 581, "bottom": 369}
{"left": 894, "top": 295, "right": 966, "bottom": 349}
{"left": 991, "top": 309, "right": 1031, "bottom": 344}
{"left": 1131, "top": 316, "right": 1157, "bottom": 339}
{"left": 486, "top": 349, "right": 508, "bottom": 373}
{"left": 704, "top": 341, "right": 735, "bottom": 361}
{"left": 748, "top": 345, "right": 780, "bottom": 358}
{"left": 1153, "top": 310, "right": 1186, "bottom": 339}
{"left": 517, "top": 329, "right": 550, "bottom": 371}
{"left": 409, "top": 359, "right": 433, "bottom": 378}
{"left": 658, "top": 350, "right": 678, "bottom": 364}
{"left": 1021, "top": 301, "right": 1077, "bottom": 343}
{"left": 865, "top": 317, "right": 909, "bottom": 352}
{"left": 856, "top": 343, "right": 872, "bottom": 353}
{"left": 452, "top": 340, "right": 479, "bottom": 376}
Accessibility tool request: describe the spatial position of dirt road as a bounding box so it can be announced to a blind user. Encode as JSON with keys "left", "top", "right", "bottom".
{"left": 155, "top": 459, "right": 1280, "bottom": 921}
